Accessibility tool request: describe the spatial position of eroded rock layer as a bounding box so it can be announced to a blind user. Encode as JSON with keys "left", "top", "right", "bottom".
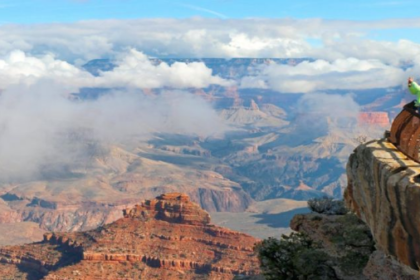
{"left": 123, "top": 193, "right": 211, "bottom": 225}
{"left": 358, "top": 112, "right": 390, "bottom": 127}
{"left": 345, "top": 138, "right": 420, "bottom": 271}
{"left": 0, "top": 186, "right": 252, "bottom": 234}
{"left": 0, "top": 193, "right": 260, "bottom": 280}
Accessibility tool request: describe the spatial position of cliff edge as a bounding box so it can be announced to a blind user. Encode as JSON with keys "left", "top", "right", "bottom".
{"left": 345, "top": 138, "right": 420, "bottom": 272}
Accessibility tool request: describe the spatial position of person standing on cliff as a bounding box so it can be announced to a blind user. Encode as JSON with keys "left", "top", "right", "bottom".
{"left": 408, "top": 77, "right": 420, "bottom": 113}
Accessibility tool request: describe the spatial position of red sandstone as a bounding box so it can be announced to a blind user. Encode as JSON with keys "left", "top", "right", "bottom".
{"left": 0, "top": 193, "right": 260, "bottom": 280}
{"left": 358, "top": 112, "right": 390, "bottom": 126}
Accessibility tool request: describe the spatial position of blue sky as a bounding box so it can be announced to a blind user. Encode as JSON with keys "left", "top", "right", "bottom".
{"left": 2, "top": 0, "right": 420, "bottom": 23}
{"left": 0, "top": 0, "right": 419, "bottom": 59}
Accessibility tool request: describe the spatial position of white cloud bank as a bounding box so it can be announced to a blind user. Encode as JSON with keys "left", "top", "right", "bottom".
{"left": 240, "top": 58, "right": 406, "bottom": 93}
{"left": 0, "top": 49, "right": 231, "bottom": 89}
{"left": 0, "top": 49, "right": 230, "bottom": 181}
{"left": 1, "top": 18, "right": 420, "bottom": 64}
{"left": 1, "top": 18, "right": 420, "bottom": 95}
{"left": 98, "top": 49, "right": 231, "bottom": 88}
{"left": 0, "top": 84, "right": 227, "bottom": 181}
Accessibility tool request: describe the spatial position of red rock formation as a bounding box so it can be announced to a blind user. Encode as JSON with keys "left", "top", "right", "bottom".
{"left": 0, "top": 193, "right": 260, "bottom": 280}
{"left": 0, "top": 185, "right": 252, "bottom": 236}
{"left": 123, "top": 193, "right": 211, "bottom": 226}
{"left": 358, "top": 112, "right": 390, "bottom": 127}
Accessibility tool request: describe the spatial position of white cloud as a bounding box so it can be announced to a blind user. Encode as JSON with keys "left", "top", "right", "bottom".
{"left": 0, "top": 19, "right": 310, "bottom": 60}
{"left": 0, "top": 49, "right": 230, "bottom": 181}
{"left": 240, "top": 58, "right": 406, "bottom": 93}
{"left": 315, "top": 39, "right": 420, "bottom": 65}
{"left": 0, "top": 83, "right": 227, "bottom": 181}
{"left": 0, "top": 49, "right": 232, "bottom": 89}
{"left": 96, "top": 49, "right": 232, "bottom": 88}
{"left": 0, "top": 50, "right": 92, "bottom": 89}
{"left": 294, "top": 93, "right": 361, "bottom": 135}
{"left": 0, "top": 18, "right": 419, "bottom": 84}
{"left": 0, "top": 18, "right": 419, "bottom": 62}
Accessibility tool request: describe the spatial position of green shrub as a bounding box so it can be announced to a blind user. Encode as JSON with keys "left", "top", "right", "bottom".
{"left": 338, "top": 251, "right": 370, "bottom": 275}
{"left": 256, "top": 213, "right": 375, "bottom": 279}
{"left": 308, "top": 196, "right": 347, "bottom": 215}
{"left": 255, "top": 232, "right": 335, "bottom": 280}
{"left": 333, "top": 214, "right": 375, "bottom": 250}
{"left": 330, "top": 214, "right": 375, "bottom": 276}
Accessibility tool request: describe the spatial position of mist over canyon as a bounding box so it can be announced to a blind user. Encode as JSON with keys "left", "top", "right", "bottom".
{"left": 0, "top": 54, "right": 409, "bottom": 246}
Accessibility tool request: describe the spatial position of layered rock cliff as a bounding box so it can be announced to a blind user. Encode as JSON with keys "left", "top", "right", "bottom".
{"left": 358, "top": 112, "right": 390, "bottom": 127}
{"left": 345, "top": 138, "right": 420, "bottom": 274}
{"left": 0, "top": 193, "right": 260, "bottom": 280}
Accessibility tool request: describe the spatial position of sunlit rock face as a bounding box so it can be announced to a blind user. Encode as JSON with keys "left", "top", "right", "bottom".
{"left": 123, "top": 192, "right": 211, "bottom": 225}
{"left": 345, "top": 139, "right": 420, "bottom": 271}
{"left": 358, "top": 112, "right": 390, "bottom": 127}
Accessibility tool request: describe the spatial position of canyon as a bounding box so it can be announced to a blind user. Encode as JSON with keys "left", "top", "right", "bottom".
{"left": 0, "top": 58, "right": 399, "bottom": 250}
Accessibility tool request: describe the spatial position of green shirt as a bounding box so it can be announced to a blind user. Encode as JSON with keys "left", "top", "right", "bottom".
{"left": 409, "top": 81, "right": 420, "bottom": 107}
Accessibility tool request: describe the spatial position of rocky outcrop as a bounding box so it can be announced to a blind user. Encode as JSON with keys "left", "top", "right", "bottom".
{"left": 291, "top": 213, "right": 375, "bottom": 280}
{"left": 345, "top": 138, "right": 420, "bottom": 273}
{"left": 291, "top": 212, "right": 419, "bottom": 280}
{"left": 123, "top": 193, "right": 211, "bottom": 225}
{"left": 363, "top": 250, "right": 419, "bottom": 280}
{"left": 358, "top": 112, "right": 390, "bottom": 126}
{"left": 0, "top": 193, "right": 260, "bottom": 280}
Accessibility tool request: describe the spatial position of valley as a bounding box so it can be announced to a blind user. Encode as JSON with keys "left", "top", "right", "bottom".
{"left": 0, "top": 58, "right": 400, "bottom": 245}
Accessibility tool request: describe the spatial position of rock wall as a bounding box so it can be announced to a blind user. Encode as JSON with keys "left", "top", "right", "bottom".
{"left": 82, "top": 252, "right": 255, "bottom": 276}
{"left": 358, "top": 112, "right": 390, "bottom": 127}
{"left": 345, "top": 138, "right": 420, "bottom": 271}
